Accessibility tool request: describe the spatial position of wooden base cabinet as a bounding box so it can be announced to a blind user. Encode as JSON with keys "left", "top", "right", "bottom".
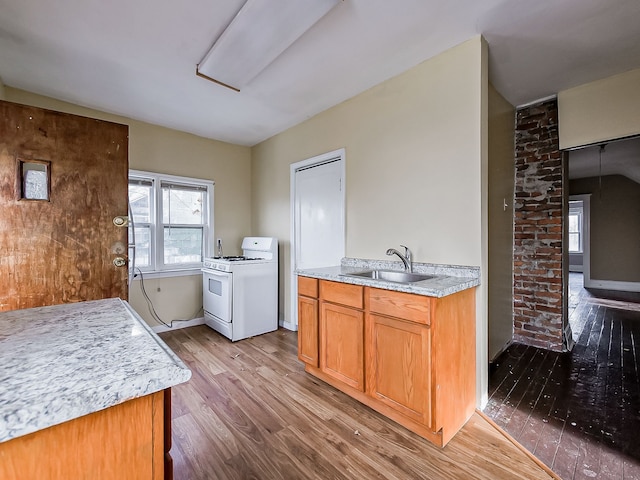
{"left": 0, "top": 390, "right": 170, "bottom": 480}
{"left": 297, "top": 276, "right": 476, "bottom": 447}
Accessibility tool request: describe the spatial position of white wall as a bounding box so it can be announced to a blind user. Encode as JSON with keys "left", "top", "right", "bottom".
{"left": 558, "top": 67, "right": 640, "bottom": 149}
{"left": 5, "top": 87, "right": 252, "bottom": 327}
{"left": 251, "top": 36, "right": 490, "bottom": 406}
{"left": 0, "top": 78, "right": 5, "bottom": 100}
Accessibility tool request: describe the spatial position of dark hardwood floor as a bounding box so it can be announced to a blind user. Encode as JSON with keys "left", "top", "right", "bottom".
{"left": 486, "top": 273, "right": 640, "bottom": 480}
{"left": 160, "top": 326, "right": 556, "bottom": 480}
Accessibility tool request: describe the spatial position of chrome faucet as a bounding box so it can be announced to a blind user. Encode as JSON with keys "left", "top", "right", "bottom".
{"left": 386, "top": 245, "right": 413, "bottom": 273}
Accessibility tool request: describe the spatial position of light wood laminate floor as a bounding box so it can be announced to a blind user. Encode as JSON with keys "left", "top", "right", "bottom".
{"left": 160, "top": 326, "right": 556, "bottom": 480}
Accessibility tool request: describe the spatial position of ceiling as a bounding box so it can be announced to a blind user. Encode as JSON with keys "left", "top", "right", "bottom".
{"left": 569, "top": 136, "right": 640, "bottom": 184}
{"left": 1, "top": 0, "right": 639, "bottom": 147}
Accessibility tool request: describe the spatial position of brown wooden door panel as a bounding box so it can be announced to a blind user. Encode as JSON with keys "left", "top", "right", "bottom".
{"left": 298, "top": 295, "right": 319, "bottom": 366}
{"left": 320, "top": 302, "right": 364, "bottom": 391}
{"left": 0, "top": 101, "right": 129, "bottom": 311}
{"left": 368, "top": 313, "right": 432, "bottom": 427}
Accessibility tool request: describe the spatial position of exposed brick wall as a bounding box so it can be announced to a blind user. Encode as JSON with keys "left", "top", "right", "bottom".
{"left": 513, "top": 99, "right": 565, "bottom": 352}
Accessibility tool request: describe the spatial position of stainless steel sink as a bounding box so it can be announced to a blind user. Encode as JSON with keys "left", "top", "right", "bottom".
{"left": 345, "top": 270, "right": 435, "bottom": 283}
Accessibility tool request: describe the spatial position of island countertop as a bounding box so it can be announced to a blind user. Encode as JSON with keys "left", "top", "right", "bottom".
{"left": 0, "top": 297, "right": 191, "bottom": 443}
{"left": 297, "top": 257, "right": 480, "bottom": 297}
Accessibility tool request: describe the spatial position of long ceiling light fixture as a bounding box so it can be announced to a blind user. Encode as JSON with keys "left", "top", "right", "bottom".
{"left": 196, "top": 0, "right": 342, "bottom": 92}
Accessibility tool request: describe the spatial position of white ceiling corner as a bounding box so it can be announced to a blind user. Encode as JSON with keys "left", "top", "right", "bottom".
{"left": 0, "top": 0, "right": 639, "bottom": 146}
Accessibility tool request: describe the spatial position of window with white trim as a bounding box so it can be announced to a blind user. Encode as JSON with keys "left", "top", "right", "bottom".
{"left": 129, "top": 170, "right": 214, "bottom": 272}
{"left": 568, "top": 200, "right": 583, "bottom": 253}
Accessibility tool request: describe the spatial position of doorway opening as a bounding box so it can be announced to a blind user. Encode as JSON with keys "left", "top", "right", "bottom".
{"left": 566, "top": 136, "right": 640, "bottom": 341}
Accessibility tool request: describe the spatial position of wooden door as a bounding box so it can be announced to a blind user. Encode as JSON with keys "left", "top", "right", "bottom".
{"left": 0, "top": 100, "right": 129, "bottom": 311}
{"left": 298, "top": 295, "right": 319, "bottom": 367}
{"left": 367, "top": 313, "right": 432, "bottom": 427}
{"left": 320, "top": 302, "right": 364, "bottom": 391}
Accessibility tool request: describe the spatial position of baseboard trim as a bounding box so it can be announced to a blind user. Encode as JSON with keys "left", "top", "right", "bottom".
{"left": 569, "top": 265, "right": 583, "bottom": 273}
{"left": 280, "top": 319, "right": 298, "bottom": 332}
{"left": 563, "top": 322, "right": 575, "bottom": 351}
{"left": 584, "top": 279, "right": 640, "bottom": 293}
{"left": 152, "top": 316, "right": 205, "bottom": 333}
{"left": 489, "top": 339, "right": 513, "bottom": 363}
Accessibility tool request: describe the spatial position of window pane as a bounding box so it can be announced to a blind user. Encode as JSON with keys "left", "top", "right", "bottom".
{"left": 162, "top": 187, "right": 204, "bottom": 225}
{"left": 129, "top": 184, "right": 152, "bottom": 223}
{"left": 164, "top": 227, "right": 203, "bottom": 264}
{"left": 568, "top": 233, "right": 579, "bottom": 253}
{"left": 132, "top": 226, "right": 151, "bottom": 268}
{"left": 129, "top": 171, "right": 212, "bottom": 271}
{"left": 568, "top": 214, "right": 578, "bottom": 233}
{"left": 21, "top": 161, "right": 50, "bottom": 200}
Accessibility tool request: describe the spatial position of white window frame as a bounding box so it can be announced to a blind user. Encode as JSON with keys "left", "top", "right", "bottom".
{"left": 129, "top": 169, "right": 214, "bottom": 278}
{"left": 568, "top": 200, "right": 583, "bottom": 254}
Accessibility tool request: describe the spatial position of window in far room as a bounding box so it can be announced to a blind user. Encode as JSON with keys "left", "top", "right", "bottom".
{"left": 568, "top": 200, "right": 583, "bottom": 253}
{"left": 128, "top": 170, "right": 214, "bottom": 273}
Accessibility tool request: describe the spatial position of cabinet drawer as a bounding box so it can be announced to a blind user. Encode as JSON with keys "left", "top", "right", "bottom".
{"left": 298, "top": 276, "right": 318, "bottom": 298}
{"left": 320, "top": 280, "right": 363, "bottom": 309}
{"left": 367, "top": 288, "right": 431, "bottom": 325}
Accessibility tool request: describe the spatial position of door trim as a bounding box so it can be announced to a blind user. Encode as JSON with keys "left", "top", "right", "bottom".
{"left": 569, "top": 194, "right": 591, "bottom": 286}
{"left": 289, "top": 148, "right": 346, "bottom": 331}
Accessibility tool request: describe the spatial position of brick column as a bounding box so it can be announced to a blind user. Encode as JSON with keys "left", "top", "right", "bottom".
{"left": 513, "top": 99, "right": 564, "bottom": 351}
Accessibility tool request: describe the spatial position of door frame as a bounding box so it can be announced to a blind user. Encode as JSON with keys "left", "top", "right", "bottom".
{"left": 289, "top": 148, "right": 346, "bottom": 331}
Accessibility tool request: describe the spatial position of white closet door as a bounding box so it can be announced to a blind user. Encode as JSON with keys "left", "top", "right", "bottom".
{"left": 290, "top": 151, "right": 345, "bottom": 329}
{"left": 295, "top": 159, "right": 344, "bottom": 270}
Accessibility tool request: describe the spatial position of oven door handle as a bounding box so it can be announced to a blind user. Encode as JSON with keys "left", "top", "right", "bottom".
{"left": 202, "top": 268, "right": 231, "bottom": 278}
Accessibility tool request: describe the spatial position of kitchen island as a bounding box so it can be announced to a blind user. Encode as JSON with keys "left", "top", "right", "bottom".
{"left": 0, "top": 297, "right": 192, "bottom": 479}
{"left": 297, "top": 258, "right": 479, "bottom": 447}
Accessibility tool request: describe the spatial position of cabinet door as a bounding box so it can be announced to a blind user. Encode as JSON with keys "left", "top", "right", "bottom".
{"left": 0, "top": 391, "right": 164, "bottom": 480}
{"left": 367, "top": 313, "right": 432, "bottom": 427}
{"left": 320, "top": 302, "right": 364, "bottom": 391}
{"left": 298, "top": 296, "right": 319, "bottom": 367}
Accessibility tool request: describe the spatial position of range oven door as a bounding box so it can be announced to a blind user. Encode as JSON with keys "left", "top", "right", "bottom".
{"left": 202, "top": 268, "right": 232, "bottom": 323}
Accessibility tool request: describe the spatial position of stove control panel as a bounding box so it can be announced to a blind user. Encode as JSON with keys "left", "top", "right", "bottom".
{"left": 202, "top": 259, "right": 232, "bottom": 272}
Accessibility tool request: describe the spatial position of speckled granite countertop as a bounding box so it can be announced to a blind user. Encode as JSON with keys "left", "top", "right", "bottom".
{"left": 297, "top": 258, "right": 480, "bottom": 297}
{"left": 0, "top": 298, "right": 191, "bottom": 443}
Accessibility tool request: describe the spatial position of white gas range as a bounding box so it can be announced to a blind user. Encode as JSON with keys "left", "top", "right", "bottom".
{"left": 202, "top": 237, "right": 278, "bottom": 341}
